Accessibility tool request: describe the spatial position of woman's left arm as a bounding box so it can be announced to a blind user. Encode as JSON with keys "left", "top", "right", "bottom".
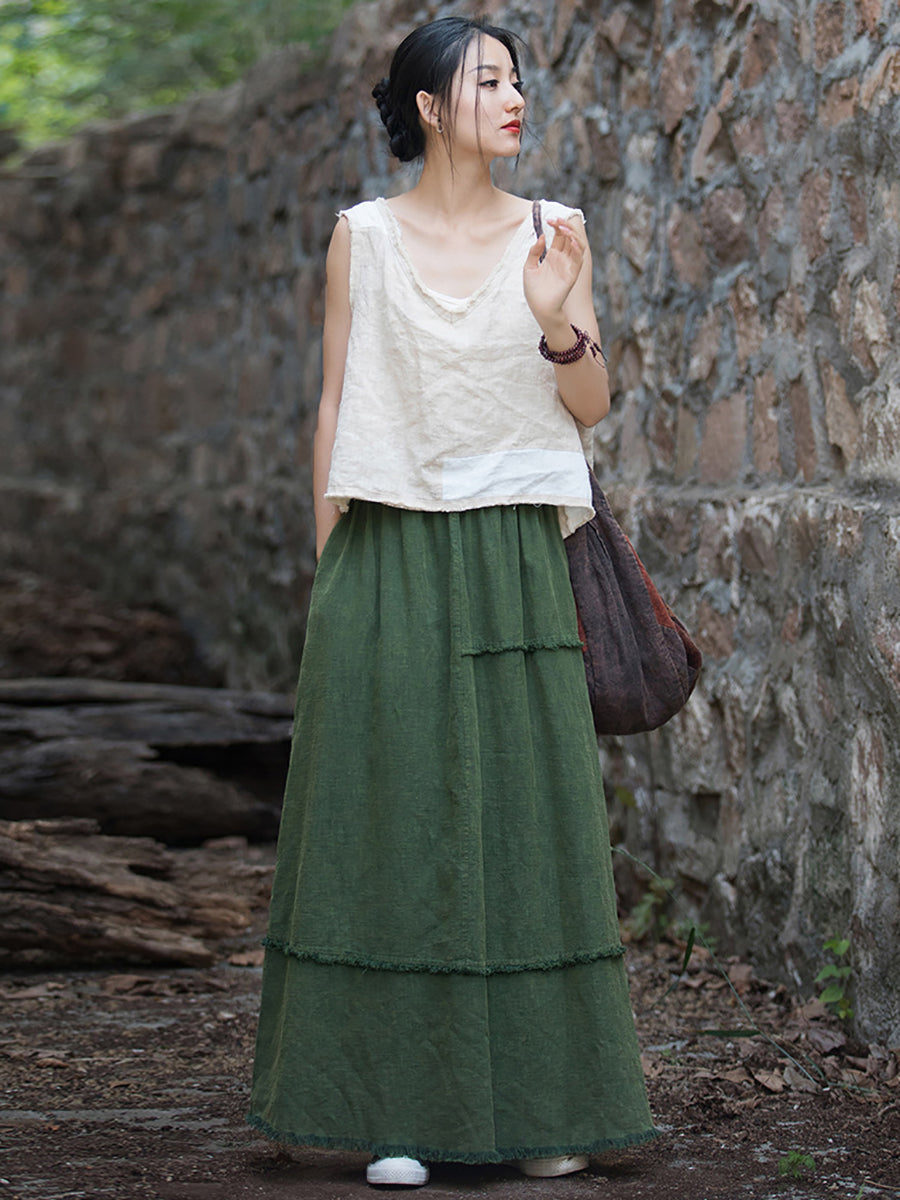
{"left": 522, "top": 214, "right": 610, "bottom": 427}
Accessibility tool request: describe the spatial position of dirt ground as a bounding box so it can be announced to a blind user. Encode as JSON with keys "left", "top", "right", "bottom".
{"left": 2, "top": 836, "right": 899, "bottom": 1200}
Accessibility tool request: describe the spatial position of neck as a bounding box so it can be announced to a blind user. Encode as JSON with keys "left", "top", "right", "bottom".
{"left": 407, "top": 152, "right": 503, "bottom": 222}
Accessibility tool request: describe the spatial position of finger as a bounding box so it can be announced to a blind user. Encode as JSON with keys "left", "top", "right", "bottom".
{"left": 565, "top": 235, "right": 585, "bottom": 266}
{"left": 547, "top": 221, "right": 581, "bottom": 258}
{"left": 549, "top": 229, "right": 583, "bottom": 270}
{"left": 563, "top": 227, "right": 586, "bottom": 263}
{"left": 524, "top": 234, "right": 546, "bottom": 268}
{"left": 547, "top": 218, "right": 577, "bottom": 237}
{"left": 549, "top": 218, "right": 587, "bottom": 256}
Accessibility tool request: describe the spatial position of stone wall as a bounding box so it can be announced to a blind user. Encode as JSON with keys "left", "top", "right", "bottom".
{"left": 1, "top": 0, "right": 899, "bottom": 1042}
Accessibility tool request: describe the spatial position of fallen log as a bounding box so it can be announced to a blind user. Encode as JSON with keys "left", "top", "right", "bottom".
{"left": 0, "top": 678, "right": 293, "bottom": 843}
{"left": 0, "top": 818, "right": 257, "bottom": 967}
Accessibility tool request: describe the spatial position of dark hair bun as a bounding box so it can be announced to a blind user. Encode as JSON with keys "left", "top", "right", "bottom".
{"left": 372, "top": 76, "right": 421, "bottom": 162}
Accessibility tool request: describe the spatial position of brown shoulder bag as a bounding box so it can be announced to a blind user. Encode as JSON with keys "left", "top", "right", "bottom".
{"left": 532, "top": 200, "right": 702, "bottom": 734}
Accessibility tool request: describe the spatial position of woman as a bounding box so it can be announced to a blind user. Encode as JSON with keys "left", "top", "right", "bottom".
{"left": 248, "top": 16, "right": 656, "bottom": 1188}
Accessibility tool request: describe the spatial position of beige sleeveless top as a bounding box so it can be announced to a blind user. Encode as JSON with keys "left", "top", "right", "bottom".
{"left": 325, "top": 197, "right": 594, "bottom": 537}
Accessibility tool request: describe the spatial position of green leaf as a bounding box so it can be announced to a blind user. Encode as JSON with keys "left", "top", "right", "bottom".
{"left": 613, "top": 784, "right": 636, "bottom": 808}
{"left": 819, "top": 983, "right": 845, "bottom": 1004}
{"left": 823, "top": 936, "right": 850, "bottom": 957}
{"left": 817, "top": 964, "right": 851, "bottom": 985}
{"left": 679, "top": 925, "right": 696, "bottom": 975}
{"left": 815, "top": 963, "right": 841, "bottom": 981}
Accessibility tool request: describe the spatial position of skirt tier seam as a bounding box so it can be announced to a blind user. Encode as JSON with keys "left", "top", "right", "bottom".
{"left": 461, "top": 635, "right": 584, "bottom": 656}
{"left": 261, "top": 934, "right": 626, "bottom": 975}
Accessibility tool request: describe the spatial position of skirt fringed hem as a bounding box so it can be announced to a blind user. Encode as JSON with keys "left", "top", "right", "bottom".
{"left": 245, "top": 1111, "right": 660, "bottom": 1164}
{"left": 261, "top": 935, "right": 626, "bottom": 976}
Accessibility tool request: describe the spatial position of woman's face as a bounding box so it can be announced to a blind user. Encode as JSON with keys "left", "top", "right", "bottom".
{"left": 426, "top": 35, "right": 525, "bottom": 161}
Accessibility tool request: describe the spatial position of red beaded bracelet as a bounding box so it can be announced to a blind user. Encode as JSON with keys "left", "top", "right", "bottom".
{"left": 538, "top": 324, "right": 608, "bottom": 367}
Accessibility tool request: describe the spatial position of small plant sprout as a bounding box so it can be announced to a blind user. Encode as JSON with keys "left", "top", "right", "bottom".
{"left": 777, "top": 1150, "right": 816, "bottom": 1179}
{"left": 816, "top": 936, "right": 854, "bottom": 1020}
{"left": 627, "top": 875, "right": 676, "bottom": 942}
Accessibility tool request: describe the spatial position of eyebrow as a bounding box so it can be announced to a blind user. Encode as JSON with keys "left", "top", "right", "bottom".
{"left": 468, "top": 63, "right": 517, "bottom": 74}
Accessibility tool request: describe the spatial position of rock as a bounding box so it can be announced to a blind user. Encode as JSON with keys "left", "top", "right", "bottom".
{"left": 741, "top": 16, "right": 779, "bottom": 88}
{"left": 789, "top": 378, "right": 818, "bottom": 482}
{"left": 820, "top": 77, "right": 859, "bottom": 127}
{"left": 821, "top": 362, "right": 859, "bottom": 465}
{"left": 859, "top": 47, "right": 900, "bottom": 110}
{"left": 851, "top": 278, "right": 891, "bottom": 372}
{"left": 687, "top": 308, "right": 721, "bottom": 382}
{"left": 842, "top": 174, "right": 868, "bottom": 243}
{"left": 659, "top": 45, "right": 698, "bottom": 134}
{"left": 701, "top": 188, "right": 751, "bottom": 266}
{"left": 699, "top": 392, "right": 747, "bottom": 483}
{"left": 622, "top": 193, "right": 655, "bottom": 272}
{"left": 854, "top": 375, "right": 900, "bottom": 483}
{"left": 775, "top": 99, "right": 808, "bottom": 142}
{"left": 814, "top": 1, "right": 845, "bottom": 70}
{"left": 668, "top": 206, "right": 709, "bottom": 287}
{"left": 752, "top": 372, "right": 781, "bottom": 475}
{"left": 800, "top": 171, "right": 832, "bottom": 261}
{"left": 729, "top": 276, "right": 765, "bottom": 367}
{"left": 690, "top": 107, "right": 724, "bottom": 183}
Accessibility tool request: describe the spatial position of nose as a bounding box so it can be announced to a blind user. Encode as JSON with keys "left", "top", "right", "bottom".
{"left": 506, "top": 85, "right": 524, "bottom": 112}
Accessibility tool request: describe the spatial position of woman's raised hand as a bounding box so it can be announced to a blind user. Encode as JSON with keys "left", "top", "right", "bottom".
{"left": 522, "top": 217, "right": 587, "bottom": 329}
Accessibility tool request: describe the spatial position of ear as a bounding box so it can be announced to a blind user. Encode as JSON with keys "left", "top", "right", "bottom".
{"left": 415, "top": 89, "right": 441, "bottom": 131}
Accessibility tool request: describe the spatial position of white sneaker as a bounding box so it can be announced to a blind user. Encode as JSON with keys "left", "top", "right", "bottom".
{"left": 515, "top": 1154, "right": 590, "bottom": 1177}
{"left": 366, "top": 1156, "right": 430, "bottom": 1186}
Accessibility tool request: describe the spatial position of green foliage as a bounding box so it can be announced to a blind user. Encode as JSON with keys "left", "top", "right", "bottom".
{"left": 815, "top": 935, "right": 853, "bottom": 1020}
{"left": 627, "top": 875, "right": 675, "bottom": 942}
{"left": 0, "top": 0, "right": 356, "bottom": 148}
{"left": 612, "top": 784, "right": 636, "bottom": 808}
{"left": 777, "top": 1150, "right": 815, "bottom": 1179}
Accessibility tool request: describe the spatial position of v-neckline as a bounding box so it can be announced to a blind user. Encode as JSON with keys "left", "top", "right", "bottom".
{"left": 376, "top": 197, "right": 536, "bottom": 314}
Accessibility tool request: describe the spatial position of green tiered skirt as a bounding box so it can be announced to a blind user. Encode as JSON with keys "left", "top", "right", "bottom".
{"left": 248, "top": 501, "right": 655, "bottom": 1162}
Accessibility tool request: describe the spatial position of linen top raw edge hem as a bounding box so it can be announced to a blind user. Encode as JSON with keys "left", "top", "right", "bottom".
{"left": 262, "top": 935, "right": 626, "bottom": 975}
{"left": 245, "top": 1112, "right": 661, "bottom": 1163}
{"left": 323, "top": 489, "right": 594, "bottom": 539}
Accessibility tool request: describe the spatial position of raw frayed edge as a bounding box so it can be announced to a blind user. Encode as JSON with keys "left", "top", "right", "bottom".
{"left": 246, "top": 1111, "right": 660, "bottom": 1163}
{"left": 261, "top": 935, "right": 626, "bottom": 975}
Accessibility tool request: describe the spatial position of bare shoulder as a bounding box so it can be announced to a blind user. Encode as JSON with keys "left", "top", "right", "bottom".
{"left": 489, "top": 192, "right": 535, "bottom": 232}
{"left": 326, "top": 215, "right": 351, "bottom": 271}
{"left": 329, "top": 213, "right": 351, "bottom": 250}
{"left": 324, "top": 218, "right": 352, "bottom": 307}
{"left": 500, "top": 192, "right": 534, "bottom": 218}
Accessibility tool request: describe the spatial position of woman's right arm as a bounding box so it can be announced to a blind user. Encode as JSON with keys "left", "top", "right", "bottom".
{"left": 313, "top": 216, "right": 352, "bottom": 560}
